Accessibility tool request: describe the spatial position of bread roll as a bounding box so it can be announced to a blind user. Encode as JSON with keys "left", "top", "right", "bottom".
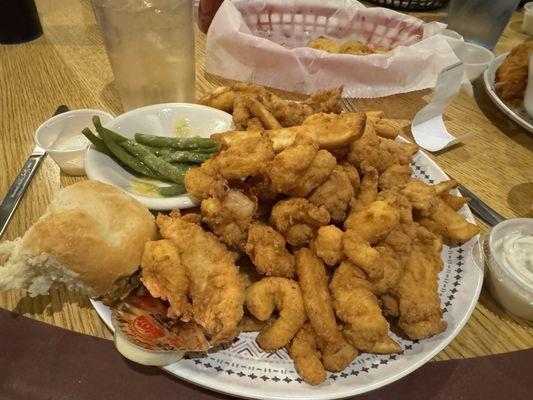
{"left": 0, "top": 180, "right": 157, "bottom": 298}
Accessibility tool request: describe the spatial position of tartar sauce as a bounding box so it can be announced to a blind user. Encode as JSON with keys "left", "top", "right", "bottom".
{"left": 495, "top": 232, "right": 533, "bottom": 287}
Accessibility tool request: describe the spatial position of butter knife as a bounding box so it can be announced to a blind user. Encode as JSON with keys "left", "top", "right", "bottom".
{"left": 0, "top": 105, "right": 69, "bottom": 238}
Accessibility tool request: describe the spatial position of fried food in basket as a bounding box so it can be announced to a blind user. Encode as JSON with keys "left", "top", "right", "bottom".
{"left": 495, "top": 40, "right": 533, "bottom": 106}
{"left": 307, "top": 36, "right": 390, "bottom": 56}
{"left": 135, "top": 83, "right": 479, "bottom": 385}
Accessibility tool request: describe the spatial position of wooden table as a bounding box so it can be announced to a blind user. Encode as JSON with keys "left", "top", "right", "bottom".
{"left": 0, "top": 0, "right": 532, "bottom": 363}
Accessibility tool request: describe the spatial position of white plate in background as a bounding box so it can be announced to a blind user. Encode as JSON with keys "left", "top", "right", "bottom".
{"left": 484, "top": 52, "right": 533, "bottom": 134}
{"left": 85, "top": 103, "right": 233, "bottom": 210}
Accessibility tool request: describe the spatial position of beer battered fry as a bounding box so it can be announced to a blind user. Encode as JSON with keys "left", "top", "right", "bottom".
{"left": 289, "top": 323, "right": 327, "bottom": 386}
{"left": 433, "top": 179, "right": 459, "bottom": 195}
{"left": 330, "top": 262, "right": 401, "bottom": 354}
{"left": 295, "top": 249, "right": 358, "bottom": 372}
{"left": 245, "top": 277, "right": 306, "bottom": 351}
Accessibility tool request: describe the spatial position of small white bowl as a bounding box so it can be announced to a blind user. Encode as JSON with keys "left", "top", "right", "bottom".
{"left": 452, "top": 42, "right": 495, "bottom": 82}
{"left": 484, "top": 218, "right": 533, "bottom": 320}
{"left": 35, "top": 109, "right": 114, "bottom": 175}
{"left": 85, "top": 103, "right": 233, "bottom": 210}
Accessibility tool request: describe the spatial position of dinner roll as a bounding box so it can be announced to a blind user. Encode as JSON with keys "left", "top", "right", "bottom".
{"left": 0, "top": 180, "right": 157, "bottom": 298}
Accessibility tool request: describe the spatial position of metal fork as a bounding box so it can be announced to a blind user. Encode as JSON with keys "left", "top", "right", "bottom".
{"left": 341, "top": 97, "right": 357, "bottom": 112}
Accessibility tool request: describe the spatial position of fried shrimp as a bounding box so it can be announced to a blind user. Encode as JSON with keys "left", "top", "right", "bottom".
{"left": 330, "top": 261, "right": 401, "bottom": 354}
{"left": 311, "top": 225, "right": 344, "bottom": 266}
{"left": 245, "top": 224, "right": 296, "bottom": 278}
{"left": 344, "top": 200, "right": 400, "bottom": 243}
{"left": 295, "top": 249, "right": 358, "bottom": 372}
{"left": 201, "top": 190, "right": 258, "bottom": 250}
{"left": 270, "top": 198, "right": 330, "bottom": 247}
{"left": 245, "top": 277, "right": 306, "bottom": 351}
{"left": 289, "top": 323, "right": 327, "bottom": 386}
{"left": 184, "top": 159, "right": 227, "bottom": 200}
{"left": 141, "top": 239, "right": 192, "bottom": 321}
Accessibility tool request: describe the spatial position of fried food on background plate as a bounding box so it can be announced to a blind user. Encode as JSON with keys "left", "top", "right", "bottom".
{"left": 156, "top": 211, "right": 246, "bottom": 346}
{"left": 330, "top": 261, "right": 401, "bottom": 354}
{"left": 245, "top": 277, "right": 306, "bottom": 351}
{"left": 495, "top": 40, "right": 533, "bottom": 106}
{"left": 140, "top": 239, "right": 192, "bottom": 321}
{"left": 295, "top": 249, "right": 358, "bottom": 372}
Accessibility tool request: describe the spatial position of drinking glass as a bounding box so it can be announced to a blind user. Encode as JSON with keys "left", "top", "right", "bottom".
{"left": 446, "top": 0, "right": 521, "bottom": 50}
{"left": 91, "top": 0, "right": 196, "bottom": 111}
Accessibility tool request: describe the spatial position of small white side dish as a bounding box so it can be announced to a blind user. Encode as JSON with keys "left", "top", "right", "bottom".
{"left": 485, "top": 218, "right": 533, "bottom": 320}
{"left": 85, "top": 103, "right": 233, "bottom": 210}
{"left": 35, "top": 109, "right": 114, "bottom": 175}
{"left": 452, "top": 41, "right": 494, "bottom": 81}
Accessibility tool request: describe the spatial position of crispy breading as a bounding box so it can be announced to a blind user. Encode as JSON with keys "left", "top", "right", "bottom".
{"left": 308, "top": 164, "right": 360, "bottom": 222}
{"left": 392, "top": 224, "right": 447, "bottom": 340}
{"left": 215, "top": 136, "right": 275, "bottom": 180}
{"left": 289, "top": 322, "right": 327, "bottom": 386}
{"left": 330, "top": 261, "right": 401, "bottom": 354}
{"left": 184, "top": 159, "right": 228, "bottom": 200}
{"left": 495, "top": 41, "right": 533, "bottom": 105}
{"left": 141, "top": 240, "right": 192, "bottom": 321}
{"left": 344, "top": 200, "right": 400, "bottom": 243}
{"left": 156, "top": 212, "right": 245, "bottom": 346}
{"left": 245, "top": 277, "right": 306, "bottom": 351}
{"left": 245, "top": 224, "right": 296, "bottom": 278}
{"left": 311, "top": 225, "right": 345, "bottom": 267}
{"left": 270, "top": 198, "right": 331, "bottom": 247}
{"left": 201, "top": 190, "right": 257, "bottom": 250}
{"left": 378, "top": 164, "right": 412, "bottom": 190}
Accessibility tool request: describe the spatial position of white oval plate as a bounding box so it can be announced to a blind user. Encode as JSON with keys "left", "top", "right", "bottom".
{"left": 91, "top": 142, "right": 483, "bottom": 399}
{"left": 85, "top": 103, "right": 233, "bottom": 210}
{"left": 483, "top": 52, "right": 533, "bottom": 134}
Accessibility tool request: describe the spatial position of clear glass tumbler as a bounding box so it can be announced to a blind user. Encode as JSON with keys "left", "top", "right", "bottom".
{"left": 446, "top": 0, "right": 521, "bottom": 50}
{"left": 91, "top": 0, "right": 196, "bottom": 111}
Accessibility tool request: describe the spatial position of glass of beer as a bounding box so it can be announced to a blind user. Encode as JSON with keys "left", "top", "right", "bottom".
{"left": 91, "top": 0, "right": 196, "bottom": 111}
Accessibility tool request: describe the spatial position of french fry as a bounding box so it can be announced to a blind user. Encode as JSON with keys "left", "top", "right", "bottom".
{"left": 433, "top": 179, "right": 459, "bottom": 195}
{"left": 428, "top": 198, "right": 479, "bottom": 241}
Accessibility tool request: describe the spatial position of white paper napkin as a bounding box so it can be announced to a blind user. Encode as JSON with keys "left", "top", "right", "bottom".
{"left": 411, "top": 62, "right": 473, "bottom": 152}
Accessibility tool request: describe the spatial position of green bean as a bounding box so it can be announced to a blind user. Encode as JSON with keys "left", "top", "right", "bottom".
{"left": 145, "top": 146, "right": 173, "bottom": 156}
{"left": 157, "top": 184, "right": 186, "bottom": 197}
{"left": 92, "top": 116, "right": 127, "bottom": 143}
{"left": 95, "top": 122, "right": 161, "bottom": 179}
{"left": 160, "top": 151, "right": 210, "bottom": 164}
{"left": 193, "top": 144, "right": 220, "bottom": 154}
{"left": 134, "top": 133, "right": 217, "bottom": 150}
{"left": 120, "top": 140, "right": 188, "bottom": 184}
{"left": 82, "top": 128, "right": 112, "bottom": 156}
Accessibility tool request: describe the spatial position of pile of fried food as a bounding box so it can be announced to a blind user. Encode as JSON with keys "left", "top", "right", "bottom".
{"left": 495, "top": 40, "right": 533, "bottom": 107}
{"left": 307, "top": 36, "right": 389, "bottom": 56}
{"left": 140, "top": 83, "right": 479, "bottom": 385}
